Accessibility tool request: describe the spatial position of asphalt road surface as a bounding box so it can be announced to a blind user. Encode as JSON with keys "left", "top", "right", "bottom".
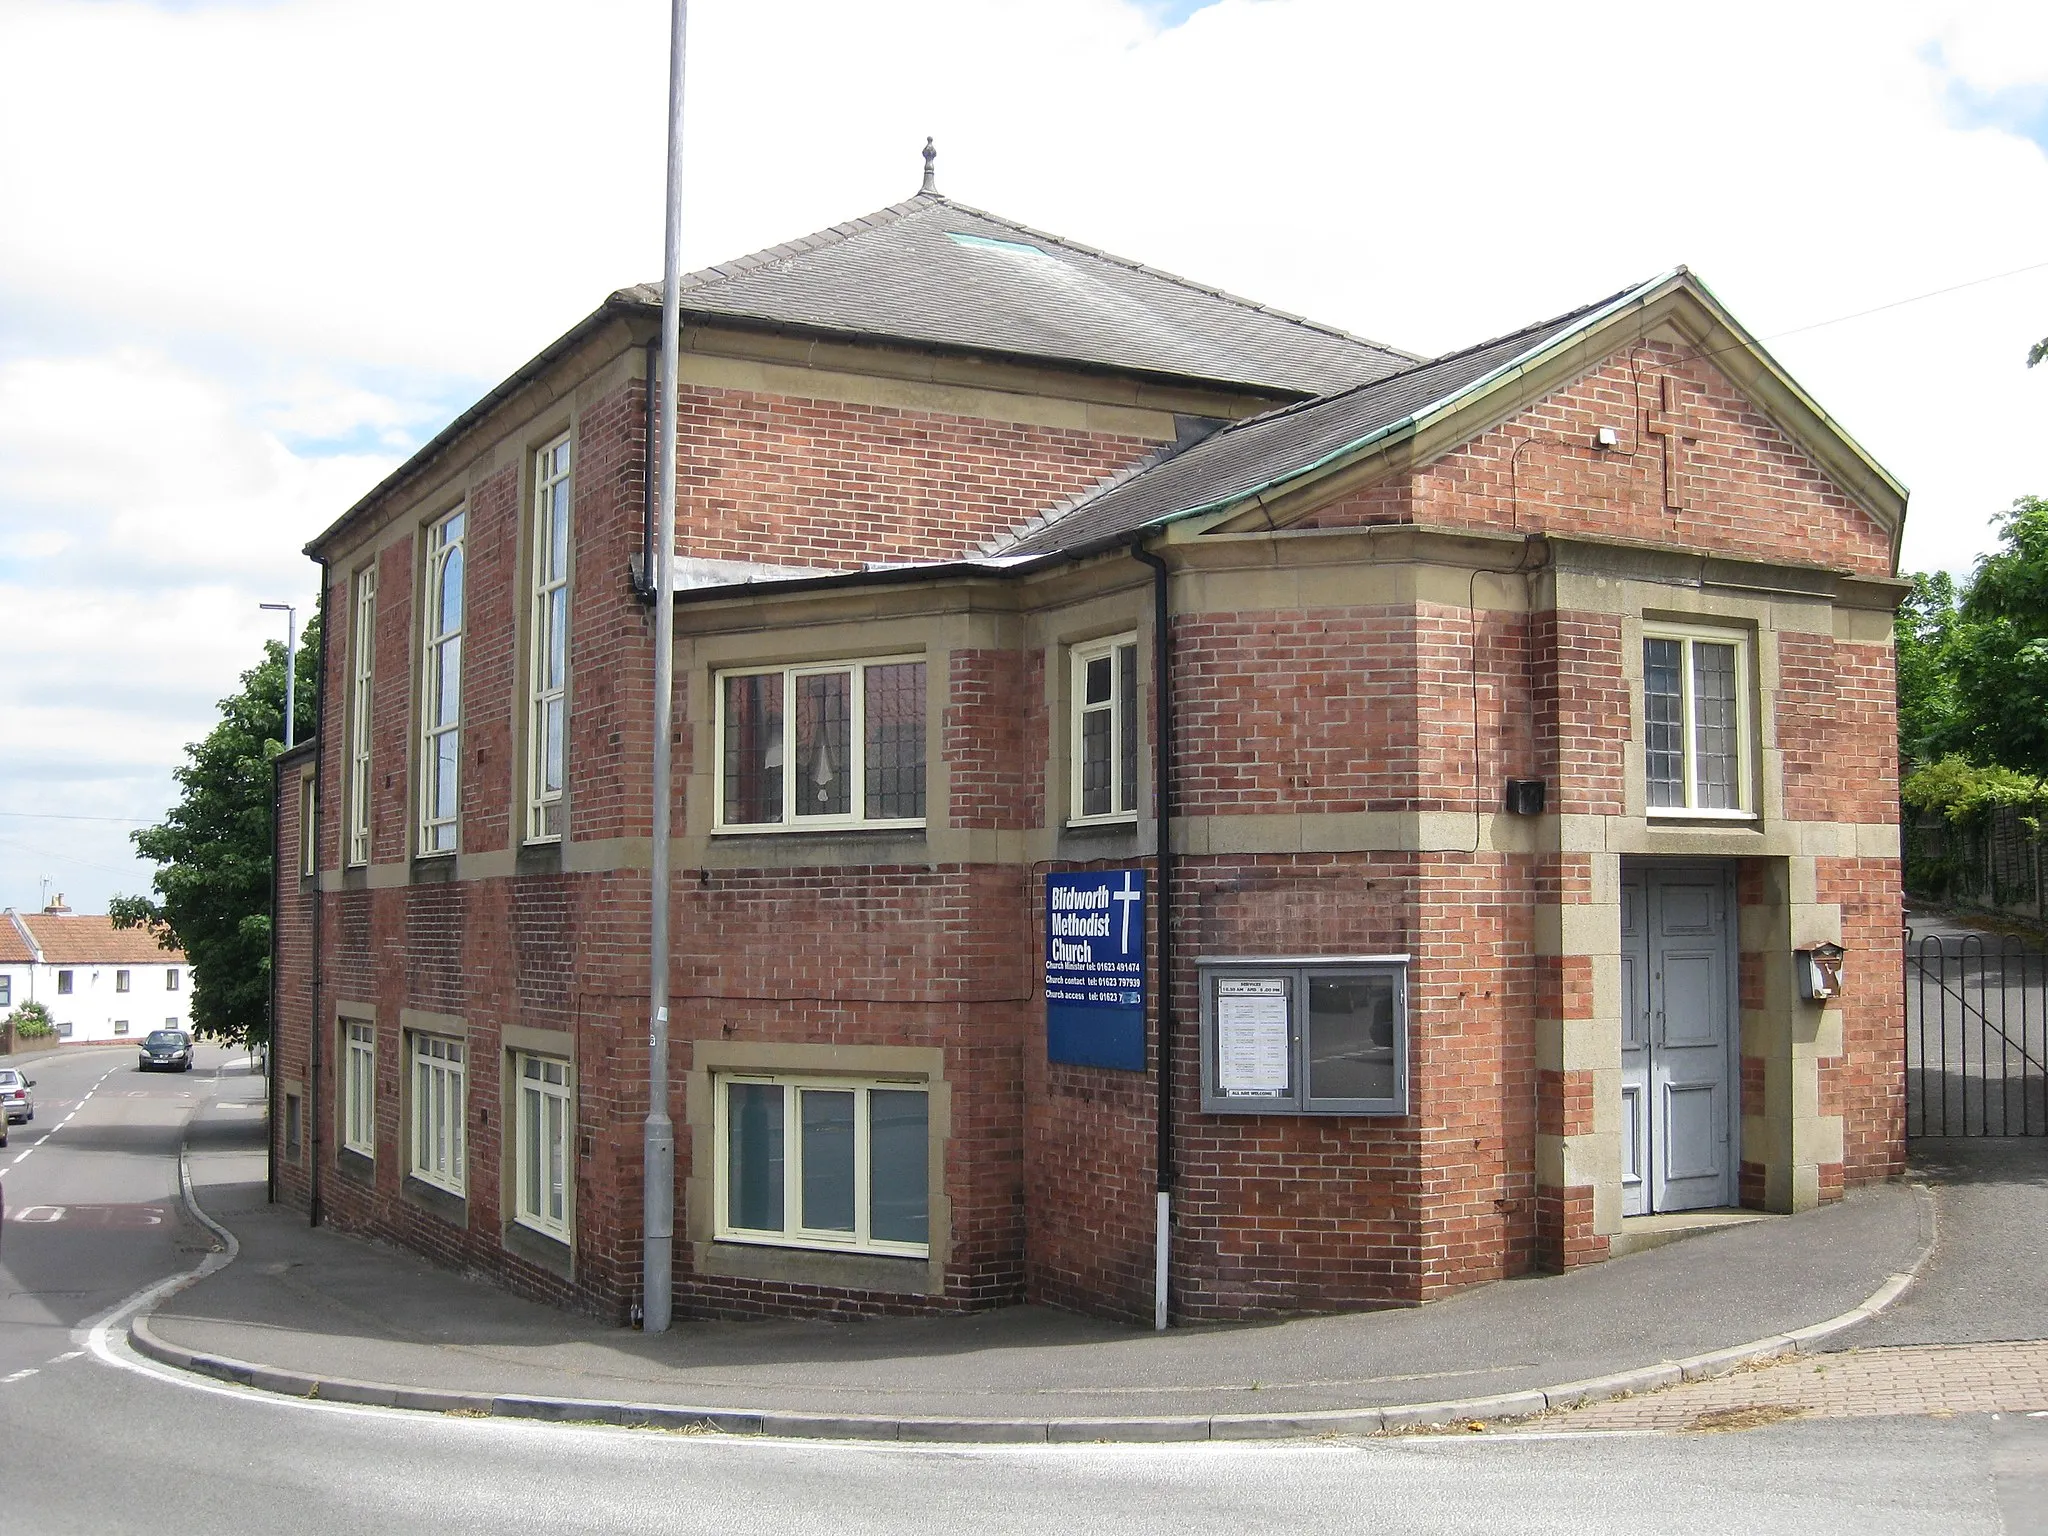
{"left": 2, "top": 1042, "right": 2042, "bottom": 1535}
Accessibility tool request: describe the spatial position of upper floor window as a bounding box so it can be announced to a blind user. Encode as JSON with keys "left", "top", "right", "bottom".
{"left": 1643, "top": 623, "right": 1753, "bottom": 818}
{"left": 527, "top": 437, "right": 571, "bottom": 843}
{"left": 348, "top": 563, "right": 377, "bottom": 866}
{"left": 300, "top": 773, "right": 318, "bottom": 878}
{"left": 1070, "top": 634, "right": 1139, "bottom": 824}
{"left": 57, "top": 969, "right": 73, "bottom": 995}
{"left": 419, "top": 509, "right": 466, "bottom": 855}
{"left": 715, "top": 657, "right": 926, "bottom": 832}
{"left": 116, "top": 969, "right": 131, "bottom": 993}
{"left": 166, "top": 967, "right": 180, "bottom": 991}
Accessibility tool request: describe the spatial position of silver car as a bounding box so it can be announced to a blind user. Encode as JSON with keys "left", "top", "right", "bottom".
{"left": 0, "top": 1067, "right": 32, "bottom": 1125}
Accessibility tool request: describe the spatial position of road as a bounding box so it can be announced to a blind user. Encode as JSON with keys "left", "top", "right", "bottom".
{"left": 2, "top": 1043, "right": 2043, "bottom": 1535}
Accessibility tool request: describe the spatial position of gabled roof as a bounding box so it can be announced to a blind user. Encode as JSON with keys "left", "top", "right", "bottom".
{"left": 991, "top": 292, "right": 1625, "bottom": 557}
{"left": 990, "top": 268, "right": 1910, "bottom": 562}
{"left": 615, "top": 192, "right": 1418, "bottom": 397}
{"left": 0, "top": 913, "right": 34, "bottom": 966}
{"left": 18, "top": 914, "right": 184, "bottom": 967}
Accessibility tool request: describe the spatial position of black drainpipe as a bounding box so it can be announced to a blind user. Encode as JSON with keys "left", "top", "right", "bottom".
{"left": 1130, "top": 538, "right": 1175, "bottom": 1324}
{"left": 307, "top": 562, "right": 330, "bottom": 1228}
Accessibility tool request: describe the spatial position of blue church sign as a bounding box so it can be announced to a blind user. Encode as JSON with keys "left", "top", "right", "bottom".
{"left": 1045, "top": 869, "right": 1147, "bottom": 1071}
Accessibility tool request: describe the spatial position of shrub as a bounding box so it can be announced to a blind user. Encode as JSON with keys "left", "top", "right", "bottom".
{"left": 6, "top": 1000, "right": 56, "bottom": 1039}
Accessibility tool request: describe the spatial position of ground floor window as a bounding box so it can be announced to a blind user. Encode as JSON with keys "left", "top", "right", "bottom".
{"left": 114, "top": 1020, "right": 129, "bottom": 1035}
{"left": 514, "top": 1053, "right": 572, "bottom": 1241}
{"left": 343, "top": 1021, "right": 375, "bottom": 1157}
{"left": 715, "top": 1075, "right": 929, "bottom": 1256}
{"left": 410, "top": 1034, "right": 465, "bottom": 1195}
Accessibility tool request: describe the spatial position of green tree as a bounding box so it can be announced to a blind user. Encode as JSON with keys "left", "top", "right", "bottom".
{"left": 110, "top": 620, "right": 319, "bottom": 1047}
{"left": 1947, "top": 496, "right": 2048, "bottom": 778}
{"left": 1894, "top": 569, "right": 1962, "bottom": 767}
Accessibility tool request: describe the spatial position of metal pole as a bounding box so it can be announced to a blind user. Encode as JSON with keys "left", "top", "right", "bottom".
{"left": 261, "top": 603, "right": 298, "bottom": 747}
{"left": 642, "top": 0, "right": 687, "bottom": 1336}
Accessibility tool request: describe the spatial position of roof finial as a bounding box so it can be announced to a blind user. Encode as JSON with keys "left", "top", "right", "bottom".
{"left": 920, "top": 136, "right": 938, "bottom": 195}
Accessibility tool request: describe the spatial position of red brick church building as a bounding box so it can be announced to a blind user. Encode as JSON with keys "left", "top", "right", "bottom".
{"left": 271, "top": 170, "right": 1908, "bottom": 1324}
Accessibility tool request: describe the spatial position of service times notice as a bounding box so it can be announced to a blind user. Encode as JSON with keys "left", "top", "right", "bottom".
{"left": 1215, "top": 975, "right": 1291, "bottom": 1096}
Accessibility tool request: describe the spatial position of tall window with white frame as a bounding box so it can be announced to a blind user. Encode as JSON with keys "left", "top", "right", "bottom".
{"left": 1070, "top": 633, "right": 1139, "bottom": 823}
{"left": 300, "top": 774, "right": 318, "bottom": 878}
{"left": 1643, "top": 623, "right": 1752, "bottom": 817}
{"left": 514, "top": 1053, "right": 573, "bottom": 1241}
{"left": 410, "top": 1034, "right": 465, "bottom": 1195}
{"left": 419, "top": 509, "right": 466, "bottom": 855}
{"left": 342, "top": 1020, "right": 375, "bottom": 1158}
{"left": 527, "top": 436, "right": 571, "bottom": 842}
{"left": 347, "top": 564, "right": 376, "bottom": 866}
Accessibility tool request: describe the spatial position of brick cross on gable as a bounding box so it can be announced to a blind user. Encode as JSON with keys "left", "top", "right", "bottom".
{"left": 1644, "top": 374, "right": 1698, "bottom": 511}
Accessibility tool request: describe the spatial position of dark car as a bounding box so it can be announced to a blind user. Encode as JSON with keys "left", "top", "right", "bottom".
{"left": 139, "top": 1029, "right": 194, "bottom": 1072}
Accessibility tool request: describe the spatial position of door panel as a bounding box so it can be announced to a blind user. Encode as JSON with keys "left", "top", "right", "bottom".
{"left": 1619, "top": 863, "right": 1736, "bottom": 1214}
{"left": 1660, "top": 950, "right": 1721, "bottom": 1045}
{"left": 1620, "top": 876, "right": 1650, "bottom": 1217}
{"left": 1662, "top": 1083, "right": 1723, "bottom": 1181}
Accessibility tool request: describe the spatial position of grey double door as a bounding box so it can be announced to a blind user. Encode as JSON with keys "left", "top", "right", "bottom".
{"left": 1620, "top": 862, "right": 1737, "bottom": 1215}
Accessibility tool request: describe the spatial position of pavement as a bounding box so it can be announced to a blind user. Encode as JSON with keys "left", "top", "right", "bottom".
{"left": 60, "top": 1013, "right": 2035, "bottom": 1444}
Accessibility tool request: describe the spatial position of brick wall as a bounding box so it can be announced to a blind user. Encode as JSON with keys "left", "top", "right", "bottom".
{"left": 1300, "top": 341, "right": 1895, "bottom": 578}
{"left": 672, "top": 387, "right": 1165, "bottom": 568}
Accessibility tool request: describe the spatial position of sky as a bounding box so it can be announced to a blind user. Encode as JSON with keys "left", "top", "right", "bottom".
{"left": 1, "top": 0, "right": 2044, "bottom": 915}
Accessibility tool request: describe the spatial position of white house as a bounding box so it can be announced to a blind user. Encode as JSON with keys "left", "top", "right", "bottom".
{"left": 3, "top": 901, "right": 192, "bottom": 1043}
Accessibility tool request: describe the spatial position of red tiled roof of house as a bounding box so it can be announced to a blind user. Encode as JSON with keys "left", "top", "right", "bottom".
{"left": 0, "top": 915, "right": 33, "bottom": 965}
{"left": 18, "top": 914, "right": 185, "bottom": 966}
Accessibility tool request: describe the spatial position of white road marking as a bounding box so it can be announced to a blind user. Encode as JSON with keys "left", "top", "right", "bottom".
{"left": 51, "top": 1350, "right": 84, "bottom": 1363}
{"left": 2, "top": 1368, "right": 38, "bottom": 1384}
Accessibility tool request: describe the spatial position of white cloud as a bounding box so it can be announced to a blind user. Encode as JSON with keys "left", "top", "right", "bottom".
{"left": 1, "top": 0, "right": 2046, "bottom": 910}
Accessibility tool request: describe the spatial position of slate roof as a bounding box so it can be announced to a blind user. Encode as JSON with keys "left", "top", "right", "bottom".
{"left": 991, "top": 285, "right": 1640, "bottom": 558}
{"left": 17, "top": 914, "right": 184, "bottom": 967}
{"left": 616, "top": 192, "right": 1418, "bottom": 398}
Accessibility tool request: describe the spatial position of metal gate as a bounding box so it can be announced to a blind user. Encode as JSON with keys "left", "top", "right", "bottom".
{"left": 1906, "top": 925, "right": 2048, "bottom": 1136}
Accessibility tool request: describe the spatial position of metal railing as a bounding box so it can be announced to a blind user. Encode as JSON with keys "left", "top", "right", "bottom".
{"left": 1906, "top": 929, "right": 2048, "bottom": 1137}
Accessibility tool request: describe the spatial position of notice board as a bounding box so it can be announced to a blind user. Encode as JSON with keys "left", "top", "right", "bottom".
{"left": 1045, "top": 869, "right": 1146, "bottom": 1070}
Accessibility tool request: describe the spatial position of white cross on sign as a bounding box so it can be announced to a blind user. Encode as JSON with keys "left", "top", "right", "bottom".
{"left": 1113, "top": 871, "right": 1141, "bottom": 953}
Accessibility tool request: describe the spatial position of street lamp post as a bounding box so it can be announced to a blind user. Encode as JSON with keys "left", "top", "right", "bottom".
{"left": 642, "top": 0, "right": 689, "bottom": 1336}
{"left": 260, "top": 602, "right": 298, "bottom": 748}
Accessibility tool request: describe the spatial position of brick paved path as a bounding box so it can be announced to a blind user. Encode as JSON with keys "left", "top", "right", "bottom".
{"left": 1538, "top": 1343, "right": 2048, "bottom": 1431}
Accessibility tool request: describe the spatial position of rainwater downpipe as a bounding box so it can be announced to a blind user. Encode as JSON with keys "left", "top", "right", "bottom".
{"left": 307, "top": 561, "right": 331, "bottom": 1228}
{"left": 1131, "top": 538, "right": 1175, "bottom": 1331}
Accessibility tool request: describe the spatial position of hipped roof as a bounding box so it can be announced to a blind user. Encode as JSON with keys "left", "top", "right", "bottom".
{"left": 615, "top": 191, "right": 1418, "bottom": 397}
{"left": 312, "top": 190, "right": 1419, "bottom": 556}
